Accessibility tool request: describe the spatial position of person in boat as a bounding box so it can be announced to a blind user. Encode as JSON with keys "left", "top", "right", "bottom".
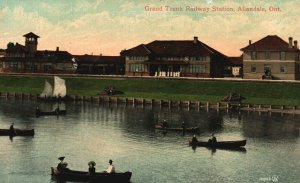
{"left": 35, "top": 106, "right": 40, "bottom": 116}
{"left": 57, "top": 156, "right": 69, "bottom": 172}
{"left": 55, "top": 106, "right": 60, "bottom": 114}
{"left": 191, "top": 134, "right": 198, "bottom": 144}
{"left": 104, "top": 159, "right": 115, "bottom": 173}
{"left": 162, "top": 120, "right": 169, "bottom": 128}
{"left": 181, "top": 121, "right": 186, "bottom": 130}
{"left": 9, "top": 123, "right": 16, "bottom": 136}
{"left": 210, "top": 133, "right": 217, "bottom": 144}
{"left": 88, "top": 161, "right": 96, "bottom": 175}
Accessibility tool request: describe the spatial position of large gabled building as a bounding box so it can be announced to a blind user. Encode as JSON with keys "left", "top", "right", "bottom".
{"left": 120, "top": 37, "right": 229, "bottom": 78}
{"left": 241, "top": 35, "right": 300, "bottom": 80}
{"left": 0, "top": 32, "right": 76, "bottom": 74}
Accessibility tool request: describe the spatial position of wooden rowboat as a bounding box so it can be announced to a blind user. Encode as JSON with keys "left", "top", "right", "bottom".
{"left": 36, "top": 109, "right": 66, "bottom": 117}
{"left": 189, "top": 139, "right": 246, "bottom": 148}
{"left": 0, "top": 129, "right": 34, "bottom": 136}
{"left": 155, "top": 124, "right": 199, "bottom": 133}
{"left": 51, "top": 167, "right": 132, "bottom": 183}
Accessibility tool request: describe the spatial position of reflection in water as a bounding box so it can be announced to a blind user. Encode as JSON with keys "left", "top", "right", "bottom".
{"left": 190, "top": 146, "right": 246, "bottom": 155}
{"left": 207, "top": 112, "right": 224, "bottom": 133}
{"left": 0, "top": 99, "right": 299, "bottom": 183}
{"left": 241, "top": 112, "right": 300, "bottom": 139}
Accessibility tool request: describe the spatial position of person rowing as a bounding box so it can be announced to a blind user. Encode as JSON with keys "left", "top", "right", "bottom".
{"left": 88, "top": 161, "right": 96, "bottom": 175}
{"left": 208, "top": 133, "right": 217, "bottom": 145}
{"left": 9, "top": 123, "right": 16, "bottom": 136}
{"left": 191, "top": 134, "right": 198, "bottom": 144}
{"left": 57, "top": 156, "right": 69, "bottom": 172}
{"left": 104, "top": 159, "right": 115, "bottom": 173}
{"left": 162, "top": 120, "right": 169, "bottom": 128}
{"left": 181, "top": 121, "right": 186, "bottom": 133}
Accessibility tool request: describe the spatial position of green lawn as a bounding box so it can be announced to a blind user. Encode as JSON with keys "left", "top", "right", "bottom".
{"left": 1, "top": 75, "right": 300, "bottom": 106}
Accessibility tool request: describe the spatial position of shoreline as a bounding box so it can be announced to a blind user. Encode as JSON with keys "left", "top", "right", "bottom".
{"left": 1, "top": 92, "right": 300, "bottom": 116}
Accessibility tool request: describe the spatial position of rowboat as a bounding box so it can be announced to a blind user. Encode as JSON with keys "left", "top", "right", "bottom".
{"left": 189, "top": 139, "right": 246, "bottom": 148}
{"left": 155, "top": 125, "right": 199, "bottom": 133}
{"left": 36, "top": 109, "right": 66, "bottom": 117}
{"left": 0, "top": 129, "right": 34, "bottom": 136}
{"left": 51, "top": 167, "right": 132, "bottom": 183}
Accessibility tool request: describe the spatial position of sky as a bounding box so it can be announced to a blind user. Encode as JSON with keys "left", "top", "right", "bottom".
{"left": 0, "top": 0, "right": 299, "bottom": 56}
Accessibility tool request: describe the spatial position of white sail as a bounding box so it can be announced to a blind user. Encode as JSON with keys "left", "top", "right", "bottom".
{"left": 52, "top": 76, "right": 66, "bottom": 98}
{"left": 39, "top": 80, "right": 53, "bottom": 98}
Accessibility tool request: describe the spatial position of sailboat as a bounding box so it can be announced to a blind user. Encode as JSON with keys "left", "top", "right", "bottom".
{"left": 39, "top": 76, "right": 67, "bottom": 99}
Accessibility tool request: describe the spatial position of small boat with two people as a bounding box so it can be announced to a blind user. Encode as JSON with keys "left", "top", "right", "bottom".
{"left": 35, "top": 106, "right": 66, "bottom": 117}
{"left": 189, "top": 134, "right": 246, "bottom": 150}
{"left": 155, "top": 120, "right": 199, "bottom": 133}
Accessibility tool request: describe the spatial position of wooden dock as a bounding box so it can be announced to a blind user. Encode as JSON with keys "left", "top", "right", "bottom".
{"left": 1, "top": 92, "right": 300, "bottom": 116}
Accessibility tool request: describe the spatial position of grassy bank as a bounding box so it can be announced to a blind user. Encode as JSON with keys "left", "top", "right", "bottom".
{"left": 1, "top": 75, "right": 300, "bottom": 106}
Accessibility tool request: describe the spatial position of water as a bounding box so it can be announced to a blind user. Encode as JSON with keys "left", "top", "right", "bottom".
{"left": 0, "top": 99, "right": 299, "bottom": 183}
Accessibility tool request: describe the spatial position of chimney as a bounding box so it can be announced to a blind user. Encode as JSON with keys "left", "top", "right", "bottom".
{"left": 289, "top": 37, "right": 293, "bottom": 48}
{"left": 294, "top": 40, "right": 298, "bottom": 49}
{"left": 56, "top": 47, "right": 59, "bottom": 51}
{"left": 193, "top": 36, "right": 198, "bottom": 43}
{"left": 249, "top": 40, "right": 252, "bottom": 45}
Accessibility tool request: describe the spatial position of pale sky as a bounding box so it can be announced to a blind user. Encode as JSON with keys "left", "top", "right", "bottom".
{"left": 0, "top": 0, "right": 299, "bottom": 56}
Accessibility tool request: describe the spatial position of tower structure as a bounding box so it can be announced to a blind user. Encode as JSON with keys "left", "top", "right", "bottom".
{"left": 23, "top": 32, "right": 40, "bottom": 55}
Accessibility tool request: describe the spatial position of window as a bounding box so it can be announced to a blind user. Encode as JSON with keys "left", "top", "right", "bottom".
{"left": 250, "top": 65, "right": 256, "bottom": 72}
{"left": 295, "top": 53, "right": 299, "bottom": 61}
{"left": 129, "top": 56, "right": 145, "bottom": 61}
{"left": 280, "top": 52, "right": 286, "bottom": 60}
{"left": 129, "top": 63, "right": 144, "bottom": 72}
{"left": 25, "top": 62, "right": 33, "bottom": 70}
{"left": 188, "top": 64, "right": 206, "bottom": 73}
{"left": 264, "top": 64, "right": 271, "bottom": 75}
{"left": 280, "top": 64, "right": 285, "bottom": 73}
{"left": 251, "top": 52, "right": 257, "bottom": 60}
{"left": 194, "top": 57, "right": 206, "bottom": 61}
{"left": 265, "top": 51, "right": 270, "bottom": 59}
{"left": 43, "top": 64, "right": 51, "bottom": 73}
{"left": 10, "top": 62, "right": 18, "bottom": 71}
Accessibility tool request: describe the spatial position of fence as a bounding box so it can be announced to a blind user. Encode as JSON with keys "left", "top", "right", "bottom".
{"left": 1, "top": 92, "right": 299, "bottom": 115}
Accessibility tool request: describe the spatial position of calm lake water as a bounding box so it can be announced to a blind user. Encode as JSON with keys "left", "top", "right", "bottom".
{"left": 0, "top": 99, "right": 299, "bottom": 183}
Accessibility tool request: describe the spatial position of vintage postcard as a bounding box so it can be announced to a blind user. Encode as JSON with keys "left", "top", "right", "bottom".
{"left": 0, "top": 0, "right": 299, "bottom": 183}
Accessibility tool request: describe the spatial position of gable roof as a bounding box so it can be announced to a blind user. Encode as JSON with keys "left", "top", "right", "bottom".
{"left": 241, "top": 35, "right": 299, "bottom": 52}
{"left": 23, "top": 32, "right": 40, "bottom": 38}
{"left": 120, "top": 44, "right": 151, "bottom": 56}
{"left": 121, "top": 38, "right": 226, "bottom": 57}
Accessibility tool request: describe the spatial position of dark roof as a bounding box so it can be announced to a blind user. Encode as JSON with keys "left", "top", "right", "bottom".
{"left": 121, "top": 38, "right": 226, "bottom": 57}
{"left": 228, "top": 56, "right": 243, "bottom": 66}
{"left": 23, "top": 32, "right": 40, "bottom": 38}
{"left": 120, "top": 44, "right": 151, "bottom": 56}
{"left": 241, "top": 35, "right": 299, "bottom": 51}
{"left": 35, "top": 50, "right": 72, "bottom": 60}
{"left": 75, "top": 55, "right": 125, "bottom": 64}
{"left": 6, "top": 43, "right": 28, "bottom": 53}
{"left": 2, "top": 49, "right": 72, "bottom": 62}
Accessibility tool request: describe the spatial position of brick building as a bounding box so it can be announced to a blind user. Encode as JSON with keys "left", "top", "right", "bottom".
{"left": 120, "top": 37, "right": 229, "bottom": 78}
{"left": 0, "top": 32, "right": 76, "bottom": 74}
{"left": 241, "top": 35, "right": 300, "bottom": 80}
